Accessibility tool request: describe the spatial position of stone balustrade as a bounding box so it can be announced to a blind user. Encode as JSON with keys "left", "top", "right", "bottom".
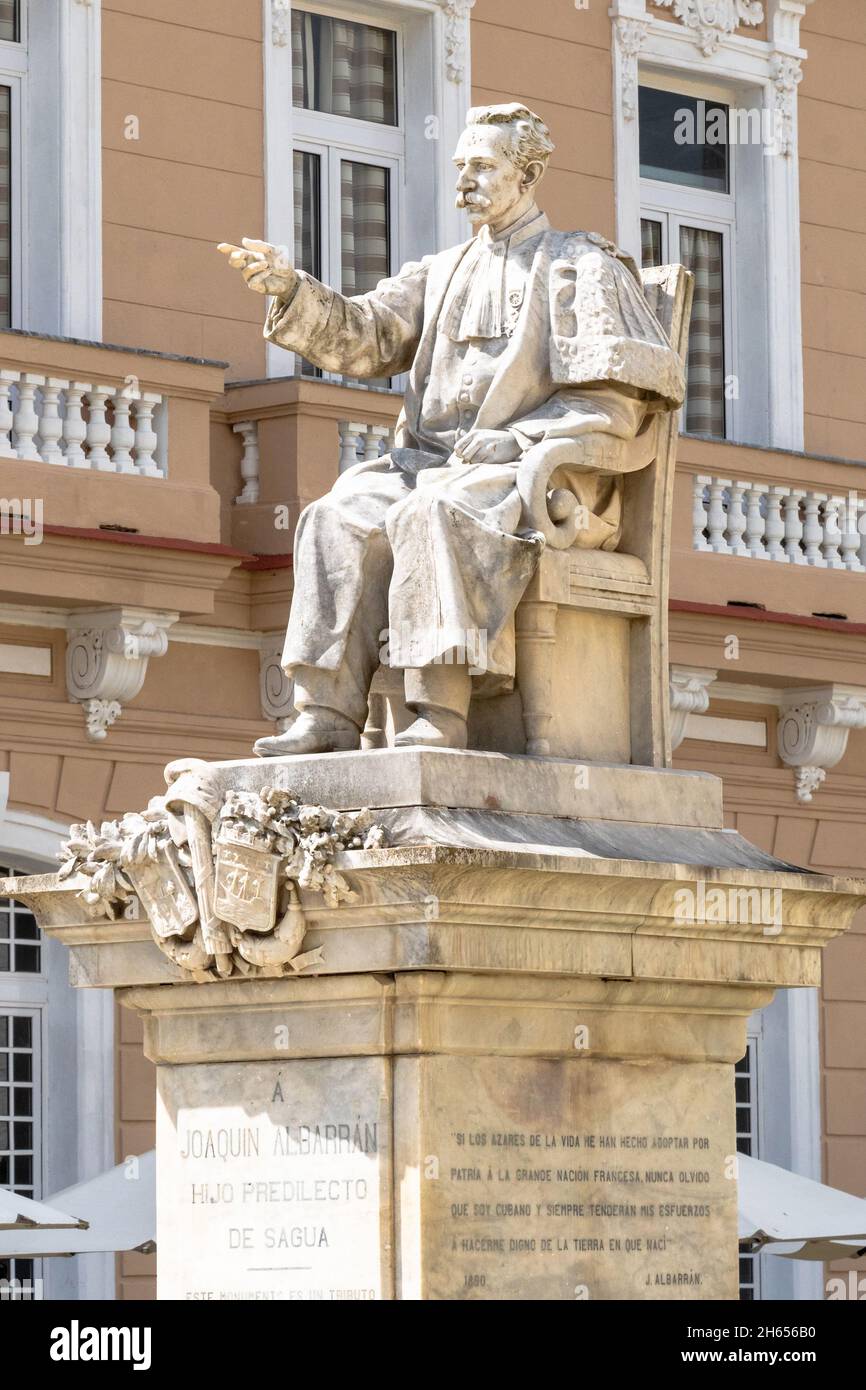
{"left": 0, "top": 369, "right": 167, "bottom": 476}
{"left": 337, "top": 419, "right": 397, "bottom": 473}
{"left": 692, "top": 474, "right": 866, "bottom": 571}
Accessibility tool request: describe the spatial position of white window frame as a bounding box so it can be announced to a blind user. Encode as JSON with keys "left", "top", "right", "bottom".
{"left": 264, "top": 0, "right": 474, "bottom": 379}
{"left": 0, "top": 999, "right": 43, "bottom": 1298}
{"left": 610, "top": 0, "right": 811, "bottom": 453}
{"left": 0, "top": 7, "right": 27, "bottom": 332}
{"left": 0, "top": 0, "right": 102, "bottom": 339}
{"left": 0, "top": 810, "right": 116, "bottom": 1302}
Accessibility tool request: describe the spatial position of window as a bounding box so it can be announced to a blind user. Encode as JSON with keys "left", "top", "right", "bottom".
{"left": 736, "top": 1040, "right": 759, "bottom": 1301}
{"left": 0, "top": 1008, "right": 41, "bottom": 1300}
{"left": 0, "top": 867, "right": 41, "bottom": 975}
{"left": 0, "top": 1, "right": 21, "bottom": 330}
{"left": 292, "top": 7, "right": 401, "bottom": 384}
{"left": 639, "top": 83, "right": 735, "bottom": 439}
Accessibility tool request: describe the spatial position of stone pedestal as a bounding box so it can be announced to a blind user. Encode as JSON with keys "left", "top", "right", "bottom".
{"left": 128, "top": 972, "right": 766, "bottom": 1300}
{"left": 7, "top": 749, "right": 865, "bottom": 1300}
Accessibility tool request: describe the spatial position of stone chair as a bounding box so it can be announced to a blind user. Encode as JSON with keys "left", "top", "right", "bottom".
{"left": 365, "top": 263, "right": 694, "bottom": 767}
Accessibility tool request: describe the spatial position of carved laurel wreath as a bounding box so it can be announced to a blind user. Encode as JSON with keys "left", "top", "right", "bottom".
{"left": 58, "top": 760, "right": 385, "bottom": 982}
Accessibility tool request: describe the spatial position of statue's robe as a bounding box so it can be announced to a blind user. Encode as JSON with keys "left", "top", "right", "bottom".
{"left": 265, "top": 208, "right": 684, "bottom": 725}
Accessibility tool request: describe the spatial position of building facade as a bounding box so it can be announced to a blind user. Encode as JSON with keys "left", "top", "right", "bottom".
{"left": 0, "top": 0, "right": 863, "bottom": 1300}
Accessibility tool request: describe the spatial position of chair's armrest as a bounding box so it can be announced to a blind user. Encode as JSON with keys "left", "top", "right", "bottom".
{"left": 516, "top": 424, "right": 658, "bottom": 550}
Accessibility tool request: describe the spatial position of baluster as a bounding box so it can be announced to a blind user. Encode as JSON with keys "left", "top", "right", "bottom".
{"left": 37, "top": 378, "right": 65, "bottom": 464}
{"left": 12, "top": 373, "right": 45, "bottom": 461}
{"left": 782, "top": 489, "right": 805, "bottom": 563}
{"left": 232, "top": 420, "right": 260, "bottom": 504}
{"left": 692, "top": 475, "right": 711, "bottom": 551}
{"left": 706, "top": 478, "right": 730, "bottom": 553}
{"left": 802, "top": 493, "right": 826, "bottom": 566}
{"left": 134, "top": 393, "right": 162, "bottom": 477}
{"left": 387, "top": 426, "right": 397, "bottom": 453}
{"left": 858, "top": 498, "right": 866, "bottom": 572}
{"left": 744, "top": 482, "right": 768, "bottom": 559}
{"left": 0, "top": 370, "right": 16, "bottom": 455}
{"left": 109, "top": 388, "right": 136, "bottom": 473}
{"left": 820, "top": 496, "right": 844, "bottom": 569}
{"left": 338, "top": 421, "right": 366, "bottom": 474}
{"left": 62, "top": 382, "right": 90, "bottom": 467}
{"left": 363, "top": 425, "right": 390, "bottom": 461}
{"left": 840, "top": 490, "right": 863, "bottom": 572}
{"left": 85, "top": 385, "right": 114, "bottom": 470}
{"left": 725, "top": 481, "right": 749, "bottom": 556}
{"left": 765, "top": 486, "right": 786, "bottom": 561}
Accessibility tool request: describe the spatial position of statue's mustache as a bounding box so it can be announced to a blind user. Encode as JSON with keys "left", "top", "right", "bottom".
{"left": 456, "top": 191, "right": 493, "bottom": 210}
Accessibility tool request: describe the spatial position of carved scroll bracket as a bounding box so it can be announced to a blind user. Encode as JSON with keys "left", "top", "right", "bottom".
{"left": 669, "top": 666, "right": 717, "bottom": 751}
{"left": 777, "top": 685, "right": 866, "bottom": 803}
{"left": 66, "top": 607, "right": 178, "bottom": 741}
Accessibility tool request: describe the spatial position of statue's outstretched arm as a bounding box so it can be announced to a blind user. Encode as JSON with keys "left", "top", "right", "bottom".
{"left": 218, "top": 236, "right": 428, "bottom": 380}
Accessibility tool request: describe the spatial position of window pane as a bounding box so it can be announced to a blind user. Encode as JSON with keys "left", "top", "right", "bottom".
{"left": 0, "top": 3, "right": 18, "bottom": 44}
{"left": 293, "top": 11, "right": 397, "bottom": 126}
{"left": 293, "top": 151, "right": 321, "bottom": 281}
{"left": 341, "top": 162, "right": 390, "bottom": 297}
{"left": 13, "top": 1086, "right": 31, "bottom": 1117}
{"left": 12, "top": 1016, "right": 30, "bottom": 1048}
{"left": 680, "top": 225, "right": 726, "bottom": 438}
{"left": 341, "top": 161, "right": 391, "bottom": 389}
{"left": 293, "top": 151, "right": 322, "bottom": 381}
{"left": 639, "top": 87, "right": 729, "bottom": 194}
{"left": 13, "top": 945, "right": 39, "bottom": 974}
{"left": 0, "top": 85, "right": 10, "bottom": 329}
{"left": 640, "top": 219, "right": 663, "bottom": 269}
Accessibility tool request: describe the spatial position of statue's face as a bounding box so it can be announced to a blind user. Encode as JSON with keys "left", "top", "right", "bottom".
{"left": 453, "top": 124, "right": 528, "bottom": 229}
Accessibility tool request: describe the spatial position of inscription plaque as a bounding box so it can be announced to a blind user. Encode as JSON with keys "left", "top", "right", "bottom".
{"left": 158, "top": 1057, "right": 392, "bottom": 1300}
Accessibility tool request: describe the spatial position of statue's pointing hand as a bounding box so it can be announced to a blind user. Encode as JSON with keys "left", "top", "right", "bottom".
{"left": 217, "top": 238, "right": 298, "bottom": 299}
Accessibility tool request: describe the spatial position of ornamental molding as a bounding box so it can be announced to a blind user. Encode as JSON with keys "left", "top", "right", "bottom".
{"left": 259, "top": 634, "right": 295, "bottom": 729}
{"left": 653, "top": 0, "right": 764, "bottom": 56}
{"left": 271, "top": 0, "right": 290, "bottom": 47}
{"left": 669, "top": 666, "right": 717, "bottom": 750}
{"left": 57, "top": 760, "right": 386, "bottom": 981}
{"left": 770, "top": 52, "right": 803, "bottom": 156}
{"left": 613, "top": 17, "right": 651, "bottom": 121}
{"left": 66, "top": 607, "right": 177, "bottom": 741}
{"left": 436, "top": 0, "right": 476, "bottom": 83}
{"left": 776, "top": 685, "right": 866, "bottom": 803}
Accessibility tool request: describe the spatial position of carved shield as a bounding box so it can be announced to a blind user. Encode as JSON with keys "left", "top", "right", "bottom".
{"left": 214, "top": 842, "right": 280, "bottom": 933}
{"left": 125, "top": 845, "right": 199, "bottom": 941}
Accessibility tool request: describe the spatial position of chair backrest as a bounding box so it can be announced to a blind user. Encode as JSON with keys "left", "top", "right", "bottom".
{"left": 618, "top": 264, "right": 694, "bottom": 580}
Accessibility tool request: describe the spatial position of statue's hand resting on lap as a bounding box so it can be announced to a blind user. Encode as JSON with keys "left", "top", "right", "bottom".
{"left": 453, "top": 429, "right": 521, "bottom": 466}
{"left": 218, "top": 238, "right": 298, "bottom": 299}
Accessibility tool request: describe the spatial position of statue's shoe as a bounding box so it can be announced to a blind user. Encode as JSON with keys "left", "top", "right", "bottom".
{"left": 394, "top": 710, "right": 468, "bottom": 750}
{"left": 254, "top": 711, "right": 360, "bottom": 758}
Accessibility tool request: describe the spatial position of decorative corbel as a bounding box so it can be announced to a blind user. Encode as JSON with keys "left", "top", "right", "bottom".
{"left": 613, "top": 16, "right": 651, "bottom": 121}
{"left": 769, "top": 53, "right": 803, "bottom": 157}
{"left": 66, "top": 608, "right": 178, "bottom": 741}
{"left": 436, "top": 0, "right": 476, "bottom": 83}
{"left": 259, "top": 635, "right": 295, "bottom": 731}
{"left": 777, "top": 686, "right": 866, "bottom": 802}
{"left": 271, "top": 0, "right": 290, "bottom": 47}
{"left": 669, "top": 666, "right": 717, "bottom": 751}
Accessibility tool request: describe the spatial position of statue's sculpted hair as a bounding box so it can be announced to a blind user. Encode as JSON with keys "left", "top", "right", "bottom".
{"left": 465, "top": 103, "right": 555, "bottom": 175}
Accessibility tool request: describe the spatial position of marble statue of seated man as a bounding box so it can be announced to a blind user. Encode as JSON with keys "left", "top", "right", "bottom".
{"left": 219, "top": 103, "right": 684, "bottom": 757}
